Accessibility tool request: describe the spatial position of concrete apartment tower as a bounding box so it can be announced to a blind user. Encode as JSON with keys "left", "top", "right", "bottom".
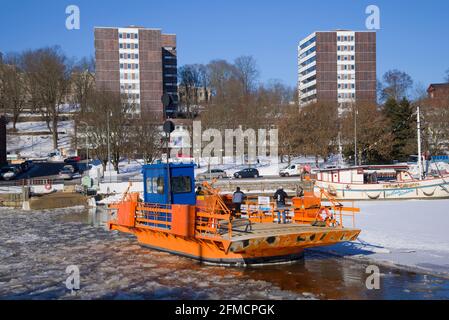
{"left": 298, "top": 30, "right": 376, "bottom": 112}
{"left": 94, "top": 26, "right": 178, "bottom": 120}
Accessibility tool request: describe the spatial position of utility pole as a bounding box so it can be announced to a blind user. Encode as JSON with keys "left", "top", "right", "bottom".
{"left": 79, "top": 121, "right": 89, "bottom": 168}
{"left": 417, "top": 105, "right": 423, "bottom": 180}
{"left": 354, "top": 104, "right": 358, "bottom": 166}
{"left": 107, "top": 111, "right": 111, "bottom": 183}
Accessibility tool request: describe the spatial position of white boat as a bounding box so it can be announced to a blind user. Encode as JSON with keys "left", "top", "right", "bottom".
{"left": 314, "top": 164, "right": 449, "bottom": 200}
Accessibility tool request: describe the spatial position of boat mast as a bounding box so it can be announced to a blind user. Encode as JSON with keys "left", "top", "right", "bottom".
{"left": 417, "top": 105, "right": 423, "bottom": 180}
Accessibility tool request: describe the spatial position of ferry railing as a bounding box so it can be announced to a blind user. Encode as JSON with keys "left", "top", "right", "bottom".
{"left": 135, "top": 203, "right": 173, "bottom": 230}
{"left": 318, "top": 188, "right": 359, "bottom": 228}
{"left": 239, "top": 193, "right": 359, "bottom": 229}
{"left": 195, "top": 181, "right": 233, "bottom": 239}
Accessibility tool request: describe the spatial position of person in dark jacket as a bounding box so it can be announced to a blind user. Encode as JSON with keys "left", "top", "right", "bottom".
{"left": 232, "top": 187, "right": 245, "bottom": 215}
{"left": 196, "top": 186, "right": 204, "bottom": 196}
{"left": 273, "top": 186, "right": 289, "bottom": 224}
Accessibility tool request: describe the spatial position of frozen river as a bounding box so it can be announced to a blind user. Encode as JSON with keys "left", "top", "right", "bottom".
{"left": 0, "top": 206, "right": 448, "bottom": 300}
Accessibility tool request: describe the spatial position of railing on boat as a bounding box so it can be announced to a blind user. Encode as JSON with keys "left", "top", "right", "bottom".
{"left": 239, "top": 188, "right": 359, "bottom": 228}
{"left": 108, "top": 184, "right": 358, "bottom": 241}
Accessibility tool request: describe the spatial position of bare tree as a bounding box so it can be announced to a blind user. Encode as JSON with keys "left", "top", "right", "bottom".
{"left": 381, "top": 69, "right": 413, "bottom": 102}
{"left": 445, "top": 68, "right": 449, "bottom": 83}
{"left": 71, "top": 57, "right": 95, "bottom": 150}
{"left": 80, "top": 89, "right": 133, "bottom": 172}
{"left": 421, "top": 96, "right": 449, "bottom": 154}
{"left": 300, "top": 102, "right": 339, "bottom": 164}
{"left": 22, "top": 47, "right": 72, "bottom": 149}
{"left": 206, "top": 59, "right": 238, "bottom": 102}
{"left": 234, "top": 56, "right": 259, "bottom": 96}
{"left": 0, "top": 54, "right": 28, "bottom": 131}
{"left": 178, "top": 64, "right": 202, "bottom": 118}
{"left": 131, "top": 115, "right": 162, "bottom": 164}
{"left": 71, "top": 57, "right": 95, "bottom": 114}
{"left": 341, "top": 103, "right": 394, "bottom": 164}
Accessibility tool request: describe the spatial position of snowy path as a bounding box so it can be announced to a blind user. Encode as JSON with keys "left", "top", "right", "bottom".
{"left": 314, "top": 200, "right": 449, "bottom": 278}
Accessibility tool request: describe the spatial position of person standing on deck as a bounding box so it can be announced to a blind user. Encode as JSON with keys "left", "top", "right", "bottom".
{"left": 232, "top": 187, "right": 245, "bottom": 216}
{"left": 274, "top": 186, "right": 289, "bottom": 224}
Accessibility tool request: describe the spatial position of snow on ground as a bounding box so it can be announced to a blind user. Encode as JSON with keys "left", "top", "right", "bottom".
{"left": 315, "top": 199, "right": 449, "bottom": 277}
{"left": 7, "top": 120, "right": 74, "bottom": 158}
{"left": 194, "top": 156, "right": 320, "bottom": 177}
{"left": 7, "top": 120, "right": 74, "bottom": 133}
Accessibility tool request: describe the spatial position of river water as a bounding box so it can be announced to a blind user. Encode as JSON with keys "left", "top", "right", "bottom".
{"left": 0, "top": 206, "right": 448, "bottom": 300}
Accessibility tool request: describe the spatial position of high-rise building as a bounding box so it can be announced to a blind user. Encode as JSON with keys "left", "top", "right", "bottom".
{"left": 298, "top": 30, "right": 376, "bottom": 111}
{"left": 94, "top": 26, "right": 178, "bottom": 119}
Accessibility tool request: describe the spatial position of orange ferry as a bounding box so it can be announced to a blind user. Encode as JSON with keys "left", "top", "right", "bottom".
{"left": 107, "top": 163, "right": 360, "bottom": 266}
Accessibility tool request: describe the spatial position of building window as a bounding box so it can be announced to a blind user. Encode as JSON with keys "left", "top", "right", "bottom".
{"left": 127, "top": 44, "right": 131, "bottom": 49}
{"left": 135, "top": 53, "right": 139, "bottom": 59}
{"left": 119, "top": 33, "right": 123, "bottom": 39}
{"left": 135, "top": 44, "right": 139, "bottom": 49}
{"left": 120, "top": 63, "right": 124, "bottom": 69}
{"left": 126, "top": 33, "right": 130, "bottom": 39}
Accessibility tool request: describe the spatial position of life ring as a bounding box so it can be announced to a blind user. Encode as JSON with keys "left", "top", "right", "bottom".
{"left": 366, "top": 192, "right": 381, "bottom": 200}
{"left": 422, "top": 188, "right": 436, "bottom": 197}
{"left": 327, "top": 185, "right": 337, "bottom": 196}
{"left": 44, "top": 182, "right": 52, "bottom": 191}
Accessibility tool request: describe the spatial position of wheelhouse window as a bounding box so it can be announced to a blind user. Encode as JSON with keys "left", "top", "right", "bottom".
{"left": 147, "top": 177, "right": 164, "bottom": 194}
{"left": 171, "top": 176, "right": 192, "bottom": 194}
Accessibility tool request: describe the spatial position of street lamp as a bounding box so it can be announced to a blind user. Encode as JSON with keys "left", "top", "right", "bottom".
{"left": 107, "top": 111, "right": 112, "bottom": 183}
{"left": 79, "top": 121, "right": 89, "bottom": 166}
{"left": 353, "top": 103, "right": 359, "bottom": 166}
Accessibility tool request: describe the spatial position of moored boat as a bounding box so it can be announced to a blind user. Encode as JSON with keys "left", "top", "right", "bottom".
{"left": 314, "top": 165, "right": 449, "bottom": 200}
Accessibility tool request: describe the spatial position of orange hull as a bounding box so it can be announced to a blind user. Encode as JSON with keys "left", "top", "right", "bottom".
{"left": 109, "top": 223, "right": 359, "bottom": 266}
{"left": 107, "top": 185, "right": 361, "bottom": 266}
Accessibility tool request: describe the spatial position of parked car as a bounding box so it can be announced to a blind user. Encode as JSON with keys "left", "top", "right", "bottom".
{"left": 63, "top": 164, "right": 76, "bottom": 173}
{"left": 197, "top": 169, "right": 228, "bottom": 180}
{"left": 64, "top": 156, "right": 81, "bottom": 163}
{"left": 279, "top": 164, "right": 303, "bottom": 177}
{"left": 233, "top": 168, "right": 260, "bottom": 179}
{"left": 58, "top": 166, "right": 75, "bottom": 180}
{"left": 1, "top": 166, "right": 18, "bottom": 181}
{"left": 20, "top": 160, "right": 34, "bottom": 172}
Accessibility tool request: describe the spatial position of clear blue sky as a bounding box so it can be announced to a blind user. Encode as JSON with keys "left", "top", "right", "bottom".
{"left": 1, "top": 0, "right": 448, "bottom": 89}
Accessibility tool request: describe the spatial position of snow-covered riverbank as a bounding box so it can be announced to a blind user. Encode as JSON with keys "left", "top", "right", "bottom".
{"left": 314, "top": 200, "right": 449, "bottom": 278}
